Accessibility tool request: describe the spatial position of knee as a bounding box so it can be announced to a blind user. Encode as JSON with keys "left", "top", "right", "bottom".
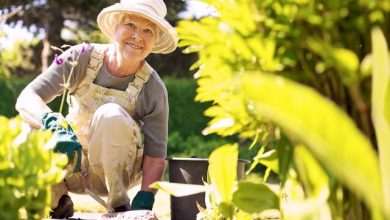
{"left": 92, "top": 103, "right": 134, "bottom": 127}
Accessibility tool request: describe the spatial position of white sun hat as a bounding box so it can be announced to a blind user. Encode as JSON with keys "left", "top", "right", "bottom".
{"left": 97, "top": 0, "right": 178, "bottom": 54}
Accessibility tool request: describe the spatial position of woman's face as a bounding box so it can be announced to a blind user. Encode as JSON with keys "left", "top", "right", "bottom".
{"left": 113, "top": 14, "right": 157, "bottom": 62}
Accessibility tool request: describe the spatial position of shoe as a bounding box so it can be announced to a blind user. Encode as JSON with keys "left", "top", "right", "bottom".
{"left": 50, "top": 195, "right": 74, "bottom": 218}
{"left": 114, "top": 202, "right": 130, "bottom": 212}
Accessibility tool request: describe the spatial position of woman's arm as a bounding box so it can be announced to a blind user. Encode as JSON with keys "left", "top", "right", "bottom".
{"left": 15, "top": 87, "right": 52, "bottom": 129}
{"left": 140, "top": 155, "right": 166, "bottom": 193}
{"left": 15, "top": 44, "right": 90, "bottom": 128}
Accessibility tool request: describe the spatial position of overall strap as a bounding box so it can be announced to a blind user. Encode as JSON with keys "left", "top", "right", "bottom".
{"left": 125, "top": 62, "right": 153, "bottom": 99}
{"left": 85, "top": 44, "right": 106, "bottom": 83}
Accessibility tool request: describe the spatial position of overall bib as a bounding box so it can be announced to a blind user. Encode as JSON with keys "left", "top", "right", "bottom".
{"left": 51, "top": 44, "right": 152, "bottom": 209}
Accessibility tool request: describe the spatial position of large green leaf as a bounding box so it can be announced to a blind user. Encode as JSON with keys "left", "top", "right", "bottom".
{"left": 294, "top": 145, "right": 329, "bottom": 199}
{"left": 278, "top": 135, "right": 294, "bottom": 187}
{"left": 232, "top": 181, "right": 279, "bottom": 214}
{"left": 239, "top": 73, "right": 382, "bottom": 212}
{"left": 371, "top": 26, "right": 390, "bottom": 214}
{"left": 208, "top": 144, "right": 238, "bottom": 203}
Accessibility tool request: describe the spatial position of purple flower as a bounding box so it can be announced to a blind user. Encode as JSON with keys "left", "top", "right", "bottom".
{"left": 81, "top": 42, "right": 90, "bottom": 54}
{"left": 54, "top": 54, "right": 64, "bottom": 65}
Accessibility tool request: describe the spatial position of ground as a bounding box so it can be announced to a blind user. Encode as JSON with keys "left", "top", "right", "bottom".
{"left": 71, "top": 184, "right": 170, "bottom": 220}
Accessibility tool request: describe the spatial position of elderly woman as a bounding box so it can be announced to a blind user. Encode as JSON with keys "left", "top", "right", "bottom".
{"left": 15, "top": 0, "right": 177, "bottom": 218}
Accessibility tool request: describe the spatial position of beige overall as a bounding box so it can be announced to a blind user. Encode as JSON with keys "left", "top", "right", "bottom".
{"left": 51, "top": 44, "right": 152, "bottom": 209}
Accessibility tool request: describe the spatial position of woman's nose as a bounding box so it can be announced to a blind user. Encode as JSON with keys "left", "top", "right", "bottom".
{"left": 131, "top": 30, "right": 142, "bottom": 41}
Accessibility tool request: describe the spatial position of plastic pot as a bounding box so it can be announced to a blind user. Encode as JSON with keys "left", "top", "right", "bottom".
{"left": 167, "top": 157, "right": 248, "bottom": 220}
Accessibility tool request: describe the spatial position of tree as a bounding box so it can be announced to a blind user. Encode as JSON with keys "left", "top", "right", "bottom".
{"left": 0, "top": 0, "right": 189, "bottom": 75}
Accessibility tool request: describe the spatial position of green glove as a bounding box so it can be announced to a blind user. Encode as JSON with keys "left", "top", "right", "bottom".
{"left": 130, "top": 191, "right": 155, "bottom": 210}
{"left": 42, "top": 112, "right": 82, "bottom": 173}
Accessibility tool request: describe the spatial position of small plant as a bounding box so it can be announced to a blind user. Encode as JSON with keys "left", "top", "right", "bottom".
{"left": 0, "top": 116, "right": 66, "bottom": 219}
{"left": 50, "top": 42, "right": 89, "bottom": 116}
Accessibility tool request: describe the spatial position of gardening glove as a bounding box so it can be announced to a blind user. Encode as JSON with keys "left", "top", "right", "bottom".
{"left": 130, "top": 191, "right": 155, "bottom": 210}
{"left": 41, "top": 112, "right": 82, "bottom": 173}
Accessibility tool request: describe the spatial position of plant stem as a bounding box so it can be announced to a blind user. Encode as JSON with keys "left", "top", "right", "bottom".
{"left": 348, "top": 84, "right": 371, "bottom": 139}
{"left": 297, "top": 51, "right": 323, "bottom": 92}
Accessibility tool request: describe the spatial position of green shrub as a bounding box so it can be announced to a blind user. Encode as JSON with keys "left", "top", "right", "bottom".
{"left": 0, "top": 75, "right": 34, "bottom": 117}
{"left": 164, "top": 77, "right": 251, "bottom": 158}
{"left": 0, "top": 74, "right": 66, "bottom": 117}
{"left": 164, "top": 77, "right": 210, "bottom": 138}
{"left": 167, "top": 131, "right": 228, "bottom": 157}
{"left": 0, "top": 116, "right": 66, "bottom": 219}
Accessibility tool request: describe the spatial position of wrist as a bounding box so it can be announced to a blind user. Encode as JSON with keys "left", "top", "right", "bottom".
{"left": 139, "top": 191, "right": 154, "bottom": 197}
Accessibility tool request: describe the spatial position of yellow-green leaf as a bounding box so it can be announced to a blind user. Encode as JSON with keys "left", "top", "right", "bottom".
{"left": 240, "top": 73, "right": 382, "bottom": 212}
{"left": 257, "top": 149, "right": 279, "bottom": 173}
{"left": 371, "top": 26, "right": 390, "bottom": 215}
{"left": 232, "top": 181, "right": 279, "bottom": 214}
{"left": 294, "top": 145, "right": 329, "bottom": 198}
{"left": 150, "top": 181, "right": 206, "bottom": 197}
{"left": 208, "top": 144, "right": 238, "bottom": 203}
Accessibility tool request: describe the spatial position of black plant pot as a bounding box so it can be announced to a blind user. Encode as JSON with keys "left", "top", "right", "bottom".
{"left": 167, "top": 157, "right": 248, "bottom": 220}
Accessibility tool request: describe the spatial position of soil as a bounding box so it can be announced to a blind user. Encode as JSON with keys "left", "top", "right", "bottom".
{"left": 69, "top": 184, "right": 170, "bottom": 220}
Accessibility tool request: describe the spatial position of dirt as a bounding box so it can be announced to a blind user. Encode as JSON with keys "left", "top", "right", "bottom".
{"left": 69, "top": 210, "right": 157, "bottom": 220}
{"left": 69, "top": 184, "right": 170, "bottom": 220}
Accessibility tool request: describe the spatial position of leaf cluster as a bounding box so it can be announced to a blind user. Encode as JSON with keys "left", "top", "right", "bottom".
{"left": 0, "top": 116, "right": 66, "bottom": 219}
{"left": 178, "top": 0, "right": 390, "bottom": 219}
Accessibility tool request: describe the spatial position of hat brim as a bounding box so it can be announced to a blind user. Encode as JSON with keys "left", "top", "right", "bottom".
{"left": 97, "top": 4, "right": 178, "bottom": 54}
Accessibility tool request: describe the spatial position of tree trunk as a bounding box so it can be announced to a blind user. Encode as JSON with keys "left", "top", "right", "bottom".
{"left": 41, "top": 2, "right": 64, "bottom": 70}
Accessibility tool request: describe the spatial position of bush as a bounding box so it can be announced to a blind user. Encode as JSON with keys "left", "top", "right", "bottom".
{"left": 164, "top": 77, "right": 247, "bottom": 158}
{"left": 0, "top": 116, "right": 66, "bottom": 219}
{"left": 164, "top": 77, "right": 210, "bottom": 138}
{"left": 0, "top": 75, "right": 31, "bottom": 117}
{"left": 0, "top": 74, "right": 66, "bottom": 117}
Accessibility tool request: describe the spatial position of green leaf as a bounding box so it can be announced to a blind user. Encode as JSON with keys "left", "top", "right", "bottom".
{"left": 294, "top": 145, "right": 329, "bottom": 199}
{"left": 149, "top": 181, "right": 206, "bottom": 197}
{"left": 371, "top": 26, "right": 390, "bottom": 215}
{"left": 232, "top": 181, "right": 279, "bottom": 214}
{"left": 278, "top": 135, "right": 293, "bottom": 187}
{"left": 218, "top": 202, "right": 234, "bottom": 218}
{"left": 240, "top": 73, "right": 382, "bottom": 212}
{"left": 208, "top": 144, "right": 238, "bottom": 203}
{"left": 307, "top": 39, "right": 360, "bottom": 84}
{"left": 0, "top": 116, "right": 64, "bottom": 219}
{"left": 256, "top": 149, "right": 279, "bottom": 173}
{"left": 332, "top": 48, "right": 359, "bottom": 74}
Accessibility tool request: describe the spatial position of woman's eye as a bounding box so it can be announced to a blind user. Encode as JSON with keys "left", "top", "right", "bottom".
{"left": 144, "top": 29, "right": 153, "bottom": 35}
{"left": 126, "top": 23, "right": 135, "bottom": 28}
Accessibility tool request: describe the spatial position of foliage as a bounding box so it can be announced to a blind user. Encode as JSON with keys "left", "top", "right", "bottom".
{"left": 167, "top": 131, "right": 231, "bottom": 158}
{"left": 0, "top": 74, "right": 33, "bottom": 117}
{"left": 0, "top": 0, "right": 193, "bottom": 77}
{"left": 0, "top": 73, "right": 63, "bottom": 118}
{"left": 0, "top": 40, "right": 39, "bottom": 77}
{"left": 178, "top": 0, "right": 390, "bottom": 219}
{"left": 196, "top": 144, "right": 279, "bottom": 220}
{"left": 165, "top": 76, "right": 243, "bottom": 158}
{"left": 164, "top": 77, "right": 210, "bottom": 138}
{"left": 0, "top": 116, "right": 66, "bottom": 219}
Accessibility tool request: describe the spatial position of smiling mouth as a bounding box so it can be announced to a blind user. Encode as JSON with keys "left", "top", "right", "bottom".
{"left": 125, "top": 42, "right": 142, "bottom": 50}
